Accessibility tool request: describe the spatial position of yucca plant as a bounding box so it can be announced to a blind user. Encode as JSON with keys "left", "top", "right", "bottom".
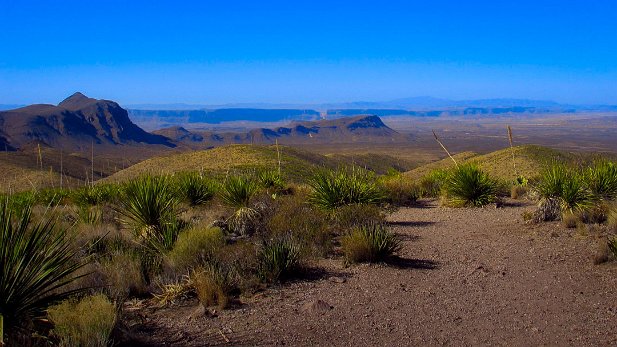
{"left": 536, "top": 164, "right": 592, "bottom": 213}
{"left": 308, "top": 168, "right": 384, "bottom": 210}
{"left": 0, "top": 200, "right": 86, "bottom": 343}
{"left": 341, "top": 223, "right": 401, "bottom": 263}
{"left": 257, "top": 170, "right": 285, "bottom": 193}
{"left": 257, "top": 236, "right": 301, "bottom": 283}
{"left": 220, "top": 176, "right": 260, "bottom": 235}
{"left": 115, "top": 175, "right": 180, "bottom": 253}
{"left": 72, "top": 184, "right": 118, "bottom": 206}
{"left": 175, "top": 172, "right": 216, "bottom": 206}
{"left": 585, "top": 160, "right": 617, "bottom": 201}
{"left": 442, "top": 164, "right": 497, "bottom": 207}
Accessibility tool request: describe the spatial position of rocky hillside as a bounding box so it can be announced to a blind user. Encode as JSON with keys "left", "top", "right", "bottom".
{"left": 0, "top": 92, "right": 174, "bottom": 150}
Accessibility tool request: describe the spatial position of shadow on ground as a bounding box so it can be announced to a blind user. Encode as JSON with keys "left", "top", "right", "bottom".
{"left": 385, "top": 256, "right": 439, "bottom": 270}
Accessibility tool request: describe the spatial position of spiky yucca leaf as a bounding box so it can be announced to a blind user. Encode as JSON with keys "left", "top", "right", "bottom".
{"left": 536, "top": 164, "right": 592, "bottom": 213}
{"left": 175, "top": 172, "right": 216, "bottom": 206}
{"left": 308, "top": 168, "right": 383, "bottom": 210}
{"left": 220, "top": 176, "right": 259, "bottom": 209}
{"left": 257, "top": 236, "right": 301, "bottom": 283}
{"left": 585, "top": 160, "right": 617, "bottom": 201}
{"left": 0, "top": 200, "right": 86, "bottom": 337}
{"left": 342, "top": 223, "right": 401, "bottom": 263}
{"left": 443, "top": 164, "right": 497, "bottom": 207}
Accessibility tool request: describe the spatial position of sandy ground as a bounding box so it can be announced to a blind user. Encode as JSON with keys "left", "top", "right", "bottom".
{"left": 123, "top": 200, "right": 617, "bottom": 346}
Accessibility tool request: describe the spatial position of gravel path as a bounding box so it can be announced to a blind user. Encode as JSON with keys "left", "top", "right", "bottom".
{"left": 126, "top": 200, "right": 617, "bottom": 346}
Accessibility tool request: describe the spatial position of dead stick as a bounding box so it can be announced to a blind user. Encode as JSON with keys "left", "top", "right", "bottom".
{"left": 432, "top": 130, "right": 458, "bottom": 168}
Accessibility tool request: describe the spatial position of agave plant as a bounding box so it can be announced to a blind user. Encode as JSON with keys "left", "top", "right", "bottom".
{"left": 115, "top": 175, "right": 181, "bottom": 253}
{"left": 0, "top": 200, "right": 86, "bottom": 343}
{"left": 442, "top": 164, "right": 497, "bottom": 207}
{"left": 308, "top": 168, "right": 384, "bottom": 210}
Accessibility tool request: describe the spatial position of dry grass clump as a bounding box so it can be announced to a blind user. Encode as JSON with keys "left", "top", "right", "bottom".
{"left": 380, "top": 176, "right": 419, "bottom": 206}
{"left": 334, "top": 203, "right": 386, "bottom": 232}
{"left": 100, "top": 251, "right": 148, "bottom": 300}
{"left": 257, "top": 236, "right": 302, "bottom": 283}
{"left": 510, "top": 184, "right": 528, "bottom": 199}
{"left": 608, "top": 237, "right": 617, "bottom": 259}
{"left": 341, "top": 223, "right": 401, "bottom": 263}
{"left": 167, "top": 226, "right": 225, "bottom": 274}
{"left": 48, "top": 294, "right": 116, "bottom": 347}
{"left": 192, "top": 263, "right": 233, "bottom": 309}
{"left": 561, "top": 211, "right": 580, "bottom": 229}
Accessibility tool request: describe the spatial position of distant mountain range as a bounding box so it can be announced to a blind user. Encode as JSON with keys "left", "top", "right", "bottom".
{"left": 0, "top": 93, "right": 410, "bottom": 151}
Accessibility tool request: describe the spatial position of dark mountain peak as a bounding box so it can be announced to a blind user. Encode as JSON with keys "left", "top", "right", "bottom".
{"left": 58, "top": 92, "right": 97, "bottom": 110}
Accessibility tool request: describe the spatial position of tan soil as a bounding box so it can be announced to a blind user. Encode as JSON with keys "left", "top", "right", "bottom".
{"left": 122, "top": 200, "right": 617, "bottom": 346}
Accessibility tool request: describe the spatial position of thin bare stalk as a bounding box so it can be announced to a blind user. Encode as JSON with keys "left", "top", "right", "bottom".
{"left": 275, "top": 139, "right": 281, "bottom": 176}
{"left": 432, "top": 130, "right": 458, "bottom": 168}
{"left": 507, "top": 125, "right": 518, "bottom": 176}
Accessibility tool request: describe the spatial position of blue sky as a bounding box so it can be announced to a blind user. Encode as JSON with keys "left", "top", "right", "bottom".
{"left": 1, "top": 0, "right": 616, "bottom": 105}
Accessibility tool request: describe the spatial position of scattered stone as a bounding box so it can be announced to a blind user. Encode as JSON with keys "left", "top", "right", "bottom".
{"left": 301, "top": 300, "right": 333, "bottom": 314}
{"left": 328, "top": 276, "right": 346, "bottom": 284}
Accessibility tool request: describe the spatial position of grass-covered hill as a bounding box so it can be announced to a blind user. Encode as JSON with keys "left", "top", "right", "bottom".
{"left": 404, "top": 145, "right": 574, "bottom": 181}
{"left": 104, "top": 144, "right": 393, "bottom": 182}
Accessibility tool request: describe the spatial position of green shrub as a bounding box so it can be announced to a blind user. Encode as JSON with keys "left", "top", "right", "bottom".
{"left": 585, "top": 160, "right": 617, "bottom": 201}
{"left": 48, "top": 294, "right": 116, "bottom": 347}
{"left": 419, "top": 169, "right": 449, "bottom": 198}
{"left": 75, "top": 205, "right": 102, "bottom": 225}
{"left": 220, "top": 176, "right": 260, "bottom": 235}
{"left": 380, "top": 177, "right": 419, "bottom": 206}
{"left": 167, "top": 227, "right": 225, "bottom": 273}
{"left": 308, "top": 168, "right": 384, "bottom": 210}
{"left": 257, "top": 236, "right": 302, "bottom": 283}
{"left": 442, "top": 164, "right": 497, "bottom": 207}
{"left": 37, "top": 188, "right": 70, "bottom": 206}
{"left": 72, "top": 184, "right": 119, "bottom": 206}
{"left": 334, "top": 203, "right": 386, "bottom": 232}
{"left": 341, "top": 223, "right": 401, "bottom": 263}
{"left": 267, "top": 194, "right": 331, "bottom": 256}
{"left": 174, "top": 172, "right": 216, "bottom": 206}
{"left": 0, "top": 200, "right": 86, "bottom": 339}
{"left": 115, "top": 175, "right": 181, "bottom": 253}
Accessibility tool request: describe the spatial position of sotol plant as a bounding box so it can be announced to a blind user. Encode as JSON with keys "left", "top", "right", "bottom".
{"left": 308, "top": 168, "right": 384, "bottom": 210}
{"left": 341, "top": 223, "right": 401, "bottom": 263}
{"left": 0, "top": 200, "right": 86, "bottom": 343}
{"left": 585, "top": 160, "right": 617, "bottom": 201}
{"left": 257, "top": 236, "right": 302, "bottom": 283}
{"left": 536, "top": 164, "right": 592, "bottom": 213}
{"left": 220, "top": 176, "right": 260, "bottom": 235}
{"left": 442, "top": 164, "right": 497, "bottom": 207}
{"left": 175, "top": 172, "right": 216, "bottom": 206}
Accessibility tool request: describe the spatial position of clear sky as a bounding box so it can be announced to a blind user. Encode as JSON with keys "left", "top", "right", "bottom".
{"left": 1, "top": 0, "right": 616, "bottom": 105}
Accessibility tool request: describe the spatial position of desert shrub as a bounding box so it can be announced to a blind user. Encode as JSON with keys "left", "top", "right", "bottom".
{"left": 192, "top": 262, "right": 233, "bottom": 309}
{"left": 308, "top": 168, "right": 383, "bottom": 210}
{"left": 212, "top": 241, "right": 260, "bottom": 293}
{"left": 442, "top": 164, "right": 497, "bottom": 207}
{"left": 174, "top": 172, "right": 216, "bottom": 206}
{"left": 341, "top": 223, "right": 401, "bottom": 263}
{"left": 100, "top": 250, "right": 148, "bottom": 300}
{"left": 37, "top": 188, "right": 70, "bottom": 206}
{"left": 584, "top": 160, "right": 617, "bottom": 201}
{"left": 380, "top": 176, "right": 419, "bottom": 206}
{"left": 167, "top": 226, "right": 225, "bottom": 274}
{"left": 333, "top": 203, "right": 386, "bottom": 232}
{"left": 536, "top": 164, "right": 592, "bottom": 213}
{"left": 257, "top": 236, "right": 302, "bottom": 283}
{"left": 0, "top": 199, "right": 86, "bottom": 341}
{"left": 419, "top": 169, "right": 449, "bottom": 198}
{"left": 267, "top": 194, "right": 331, "bottom": 256}
{"left": 116, "top": 175, "right": 181, "bottom": 253}
{"left": 561, "top": 211, "right": 580, "bottom": 228}
{"left": 72, "top": 184, "right": 119, "bottom": 206}
{"left": 75, "top": 205, "right": 102, "bottom": 225}
{"left": 48, "top": 294, "right": 116, "bottom": 347}
{"left": 220, "top": 176, "right": 260, "bottom": 235}
{"left": 510, "top": 184, "right": 528, "bottom": 199}
{"left": 257, "top": 170, "right": 285, "bottom": 193}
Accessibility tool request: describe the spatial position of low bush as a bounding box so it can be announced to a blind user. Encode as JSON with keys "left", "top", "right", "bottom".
{"left": 442, "top": 164, "right": 497, "bottom": 207}
{"left": 608, "top": 208, "right": 617, "bottom": 232}
{"left": 419, "top": 169, "right": 449, "bottom": 198}
{"left": 341, "top": 223, "right": 401, "bottom": 263}
{"left": 308, "top": 168, "right": 383, "bottom": 210}
{"left": 510, "top": 184, "right": 528, "bottom": 199}
{"left": 380, "top": 176, "right": 419, "bottom": 206}
{"left": 333, "top": 203, "right": 386, "bottom": 232}
{"left": 561, "top": 211, "right": 580, "bottom": 228}
{"left": 72, "top": 184, "right": 119, "bottom": 206}
{"left": 48, "top": 294, "right": 116, "bottom": 347}
{"left": 167, "top": 226, "right": 225, "bottom": 274}
{"left": 100, "top": 250, "right": 148, "bottom": 300}
{"left": 257, "top": 236, "right": 302, "bottom": 283}
{"left": 536, "top": 164, "right": 592, "bottom": 213}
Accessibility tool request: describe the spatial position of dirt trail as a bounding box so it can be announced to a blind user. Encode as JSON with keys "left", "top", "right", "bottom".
{"left": 125, "top": 200, "right": 617, "bottom": 346}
